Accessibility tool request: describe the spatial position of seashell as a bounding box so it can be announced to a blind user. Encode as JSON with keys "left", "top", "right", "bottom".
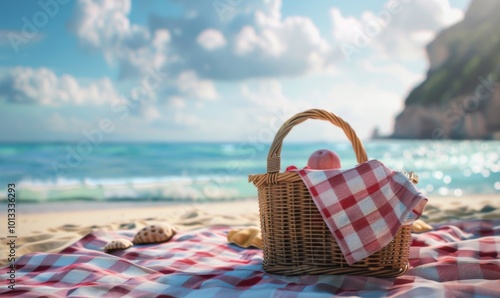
{"left": 133, "top": 224, "right": 176, "bottom": 244}
{"left": 104, "top": 238, "right": 133, "bottom": 251}
{"left": 412, "top": 219, "right": 433, "bottom": 233}
{"left": 227, "top": 227, "right": 263, "bottom": 249}
{"left": 402, "top": 171, "right": 419, "bottom": 184}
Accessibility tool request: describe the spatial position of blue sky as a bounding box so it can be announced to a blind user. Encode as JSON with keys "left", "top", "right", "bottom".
{"left": 0, "top": 0, "right": 471, "bottom": 142}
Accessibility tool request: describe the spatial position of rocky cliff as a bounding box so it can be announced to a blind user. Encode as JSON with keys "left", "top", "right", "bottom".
{"left": 391, "top": 0, "right": 500, "bottom": 140}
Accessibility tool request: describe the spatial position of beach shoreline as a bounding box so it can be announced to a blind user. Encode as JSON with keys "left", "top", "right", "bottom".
{"left": 3, "top": 199, "right": 258, "bottom": 235}
{"left": 10, "top": 199, "right": 255, "bottom": 214}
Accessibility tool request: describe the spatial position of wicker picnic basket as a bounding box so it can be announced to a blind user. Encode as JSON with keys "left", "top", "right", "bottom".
{"left": 248, "top": 109, "right": 413, "bottom": 277}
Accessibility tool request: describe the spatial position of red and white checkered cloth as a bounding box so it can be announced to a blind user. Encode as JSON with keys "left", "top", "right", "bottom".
{"left": 298, "top": 160, "right": 428, "bottom": 265}
{"left": 1, "top": 221, "right": 500, "bottom": 297}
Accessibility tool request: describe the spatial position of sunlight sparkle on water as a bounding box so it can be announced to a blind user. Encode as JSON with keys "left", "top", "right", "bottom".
{"left": 433, "top": 171, "right": 444, "bottom": 179}
{"left": 438, "top": 187, "right": 449, "bottom": 196}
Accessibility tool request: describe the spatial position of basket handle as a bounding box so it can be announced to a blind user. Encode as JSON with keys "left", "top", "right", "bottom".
{"left": 267, "top": 109, "right": 368, "bottom": 173}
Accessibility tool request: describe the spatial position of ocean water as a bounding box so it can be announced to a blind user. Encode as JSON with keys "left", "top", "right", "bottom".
{"left": 0, "top": 141, "right": 498, "bottom": 206}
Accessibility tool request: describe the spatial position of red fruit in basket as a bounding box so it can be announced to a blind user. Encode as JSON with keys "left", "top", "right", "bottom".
{"left": 307, "top": 149, "right": 341, "bottom": 170}
{"left": 285, "top": 165, "right": 298, "bottom": 172}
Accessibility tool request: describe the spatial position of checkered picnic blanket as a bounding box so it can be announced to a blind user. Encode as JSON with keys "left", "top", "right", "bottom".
{"left": 298, "top": 160, "right": 428, "bottom": 265}
{"left": 1, "top": 220, "right": 500, "bottom": 297}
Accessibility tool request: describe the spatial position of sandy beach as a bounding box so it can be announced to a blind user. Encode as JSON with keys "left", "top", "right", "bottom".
{"left": 1, "top": 195, "right": 499, "bottom": 266}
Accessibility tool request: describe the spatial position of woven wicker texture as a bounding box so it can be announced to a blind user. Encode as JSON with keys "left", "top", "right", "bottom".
{"left": 249, "top": 109, "right": 412, "bottom": 276}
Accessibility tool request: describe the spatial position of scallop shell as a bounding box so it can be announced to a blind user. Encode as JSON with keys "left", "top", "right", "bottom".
{"left": 104, "top": 238, "right": 133, "bottom": 251}
{"left": 133, "top": 224, "right": 176, "bottom": 244}
{"left": 412, "top": 219, "right": 433, "bottom": 233}
{"left": 227, "top": 227, "right": 263, "bottom": 249}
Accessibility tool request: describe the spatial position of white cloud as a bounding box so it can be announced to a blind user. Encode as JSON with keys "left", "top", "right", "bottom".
{"left": 320, "top": 81, "right": 405, "bottom": 139}
{"left": 71, "top": 0, "right": 163, "bottom": 78}
{"left": 234, "top": 20, "right": 286, "bottom": 57}
{"left": 361, "top": 60, "right": 424, "bottom": 86}
{"left": 70, "top": 0, "right": 466, "bottom": 83}
{"left": 72, "top": 0, "right": 134, "bottom": 49}
{"left": 234, "top": 26, "right": 259, "bottom": 55}
{"left": 239, "top": 79, "right": 313, "bottom": 129}
{"left": 217, "top": 10, "right": 334, "bottom": 75}
{"left": 0, "top": 67, "right": 117, "bottom": 105}
{"left": 176, "top": 71, "right": 217, "bottom": 100}
{"left": 139, "top": 105, "right": 161, "bottom": 122}
{"left": 241, "top": 79, "right": 289, "bottom": 109}
{"left": 389, "top": 0, "right": 463, "bottom": 31}
{"left": 70, "top": 0, "right": 467, "bottom": 81}
{"left": 14, "top": 0, "right": 467, "bottom": 143}
{"left": 72, "top": 0, "right": 337, "bottom": 81}
{"left": 169, "top": 96, "right": 186, "bottom": 108}
{"left": 152, "top": 29, "right": 170, "bottom": 50}
{"left": 331, "top": 0, "right": 465, "bottom": 61}
{"left": 330, "top": 9, "right": 362, "bottom": 45}
{"left": 197, "top": 29, "right": 227, "bottom": 50}
{"left": 72, "top": 0, "right": 220, "bottom": 104}
{"left": 174, "top": 111, "right": 200, "bottom": 127}
{"left": 235, "top": 59, "right": 426, "bottom": 141}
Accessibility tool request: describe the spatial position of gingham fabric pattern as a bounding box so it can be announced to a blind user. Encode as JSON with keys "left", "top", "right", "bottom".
{"left": 1, "top": 221, "right": 500, "bottom": 297}
{"left": 298, "top": 160, "right": 428, "bottom": 265}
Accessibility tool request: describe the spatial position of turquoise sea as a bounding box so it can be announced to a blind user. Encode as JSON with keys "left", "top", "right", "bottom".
{"left": 0, "top": 140, "right": 499, "bottom": 211}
